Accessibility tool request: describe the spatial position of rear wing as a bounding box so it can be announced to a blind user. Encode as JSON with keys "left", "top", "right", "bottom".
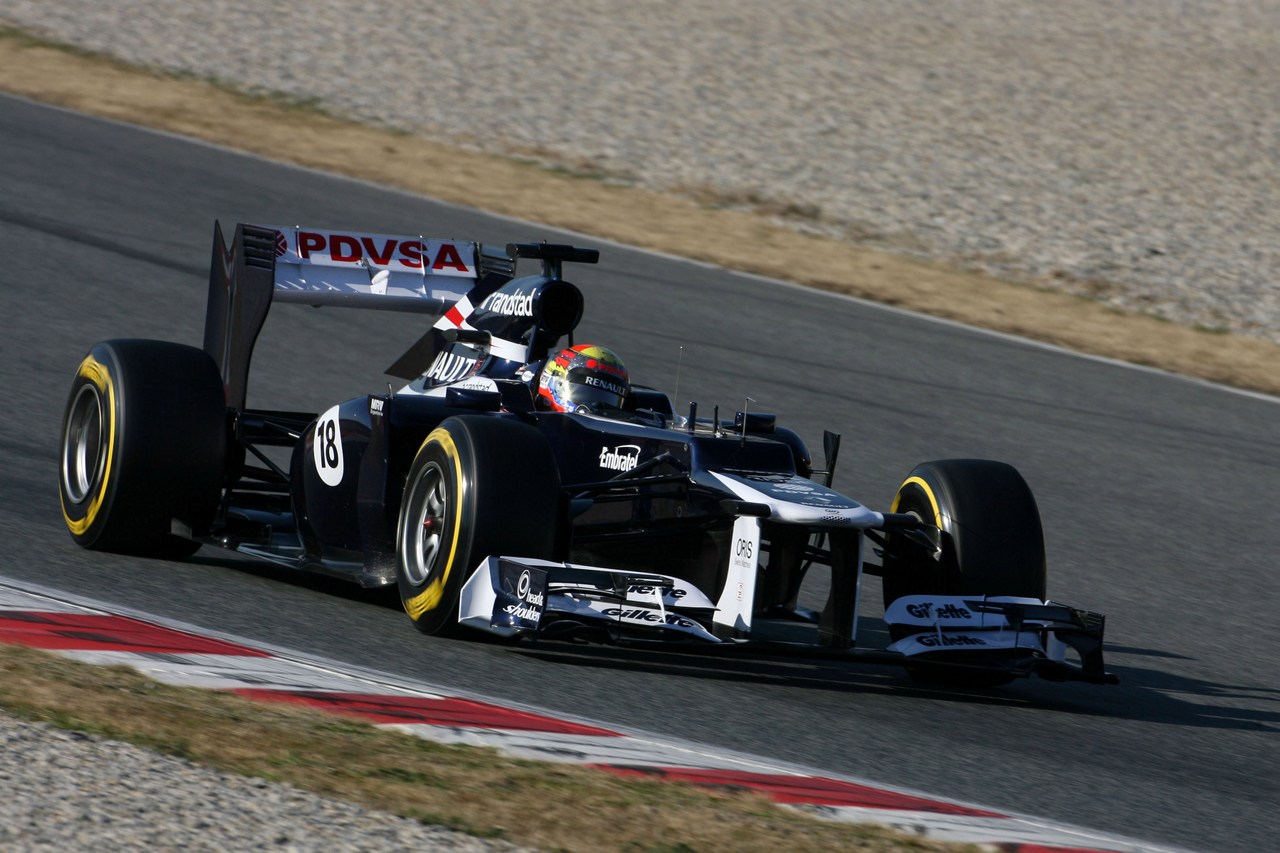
{"left": 203, "top": 221, "right": 515, "bottom": 408}
{"left": 271, "top": 225, "right": 494, "bottom": 312}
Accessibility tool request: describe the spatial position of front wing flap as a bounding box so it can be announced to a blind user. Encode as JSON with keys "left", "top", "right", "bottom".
{"left": 884, "top": 595, "right": 1117, "bottom": 684}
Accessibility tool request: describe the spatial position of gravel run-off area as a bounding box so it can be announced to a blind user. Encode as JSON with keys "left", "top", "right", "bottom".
{"left": 0, "top": 713, "right": 527, "bottom": 853}
{"left": 4, "top": 0, "right": 1279, "bottom": 341}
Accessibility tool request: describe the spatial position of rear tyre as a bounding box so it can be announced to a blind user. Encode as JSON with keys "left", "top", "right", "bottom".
{"left": 882, "top": 459, "right": 1046, "bottom": 686}
{"left": 58, "top": 339, "right": 227, "bottom": 558}
{"left": 396, "top": 416, "right": 560, "bottom": 636}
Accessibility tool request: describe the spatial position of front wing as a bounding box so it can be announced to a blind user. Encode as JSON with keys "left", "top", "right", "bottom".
{"left": 458, "top": 556, "right": 1116, "bottom": 684}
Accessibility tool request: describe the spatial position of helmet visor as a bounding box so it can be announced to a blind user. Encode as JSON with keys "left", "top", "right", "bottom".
{"left": 562, "top": 368, "right": 628, "bottom": 411}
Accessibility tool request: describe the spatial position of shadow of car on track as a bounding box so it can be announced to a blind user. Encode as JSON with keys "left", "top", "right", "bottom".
{"left": 507, "top": 638, "right": 1055, "bottom": 707}
{"left": 185, "top": 549, "right": 402, "bottom": 610}
{"left": 1075, "top": 648, "right": 1280, "bottom": 733}
{"left": 502, "top": 633, "right": 1280, "bottom": 734}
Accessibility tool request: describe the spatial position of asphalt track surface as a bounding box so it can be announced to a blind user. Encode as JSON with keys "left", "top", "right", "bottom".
{"left": 3, "top": 95, "right": 1277, "bottom": 853}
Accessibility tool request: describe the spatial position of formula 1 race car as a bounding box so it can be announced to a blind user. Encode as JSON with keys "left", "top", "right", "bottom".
{"left": 58, "top": 221, "right": 1116, "bottom": 686}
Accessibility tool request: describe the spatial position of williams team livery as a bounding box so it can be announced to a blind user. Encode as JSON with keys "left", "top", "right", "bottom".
{"left": 58, "top": 221, "right": 1116, "bottom": 686}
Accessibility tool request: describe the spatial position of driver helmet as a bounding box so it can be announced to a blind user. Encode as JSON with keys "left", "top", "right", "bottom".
{"left": 537, "top": 344, "right": 630, "bottom": 413}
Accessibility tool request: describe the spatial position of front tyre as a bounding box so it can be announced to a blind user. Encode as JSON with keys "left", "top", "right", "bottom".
{"left": 58, "top": 339, "right": 226, "bottom": 558}
{"left": 396, "top": 416, "right": 560, "bottom": 636}
{"left": 882, "top": 459, "right": 1046, "bottom": 607}
{"left": 882, "top": 459, "right": 1047, "bottom": 686}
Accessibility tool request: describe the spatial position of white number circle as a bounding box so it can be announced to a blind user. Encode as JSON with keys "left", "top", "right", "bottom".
{"left": 313, "top": 405, "right": 345, "bottom": 487}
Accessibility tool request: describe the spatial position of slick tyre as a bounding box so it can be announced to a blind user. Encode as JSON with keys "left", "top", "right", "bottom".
{"left": 396, "top": 416, "right": 560, "bottom": 636}
{"left": 882, "top": 459, "right": 1046, "bottom": 686}
{"left": 59, "top": 339, "right": 227, "bottom": 558}
{"left": 882, "top": 459, "right": 1046, "bottom": 608}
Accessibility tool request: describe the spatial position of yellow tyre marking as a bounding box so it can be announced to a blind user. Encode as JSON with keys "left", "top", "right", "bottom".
{"left": 403, "top": 427, "right": 464, "bottom": 621}
{"left": 891, "top": 475, "right": 942, "bottom": 527}
{"left": 60, "top": 355, "right": 116, "bottom": 536}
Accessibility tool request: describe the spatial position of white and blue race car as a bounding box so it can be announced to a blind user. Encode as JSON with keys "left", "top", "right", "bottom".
{"left": 58, "top": 221, "right": 1115, "bottom": 686}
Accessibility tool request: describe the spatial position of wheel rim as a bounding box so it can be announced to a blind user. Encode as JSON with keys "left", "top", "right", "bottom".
{"left": 884, "top": 489, "right": 944, "bottom": 608}
{"left": 62, "top": 384, "right": 106, "bottom": 504}
{"left": 403, "top": 460, "right": 449, "bottom": 586}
